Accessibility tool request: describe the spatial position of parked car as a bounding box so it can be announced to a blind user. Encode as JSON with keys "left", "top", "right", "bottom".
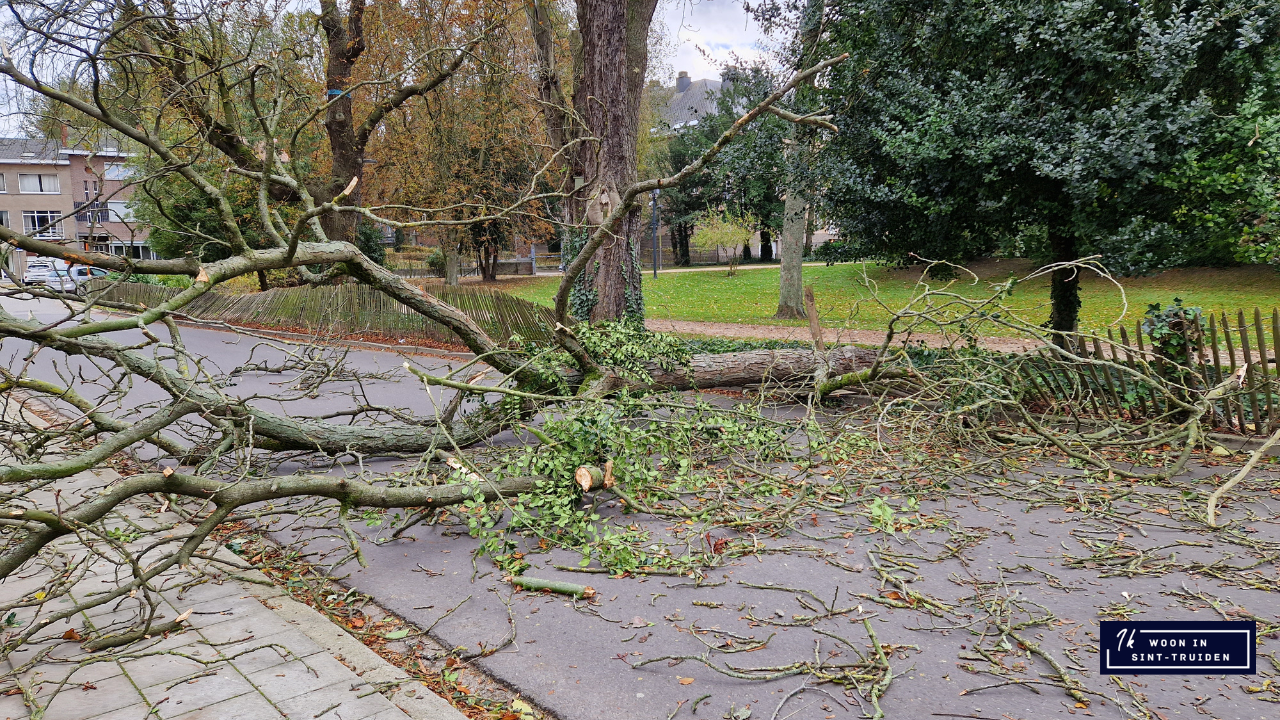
{"left": 23, "top": 258, "right": 67, "bottom": 285}
{"left": 44, "top": 266, "right": 109, "bottom": 292}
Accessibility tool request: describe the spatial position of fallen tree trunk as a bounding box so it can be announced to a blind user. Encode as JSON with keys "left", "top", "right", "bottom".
{"left": 17, "top": 306, "right": 878, "bottom": 464}
{"left": 642, "top": 346, "right": 876, "bottom": 391}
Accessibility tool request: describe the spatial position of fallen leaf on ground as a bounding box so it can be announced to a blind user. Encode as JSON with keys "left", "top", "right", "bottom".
{"left": 679, "top": 677, "right": 694, "bottom": 685}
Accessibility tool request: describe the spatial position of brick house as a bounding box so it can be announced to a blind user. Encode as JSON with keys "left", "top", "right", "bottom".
{"left": 1, "top": 137, "right": 150, "bottom": 279}
{"left": 0, "top": 138, "right": 74, "bottom": 277}
{"left": 65, "top": 143, "right": 153, "bottom": 260}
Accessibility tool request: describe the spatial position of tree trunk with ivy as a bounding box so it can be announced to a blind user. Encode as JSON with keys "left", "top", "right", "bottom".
{"left": 776, "top": 191, "right": 807, "bottom": 319}
{"left": 543, "top": 0, "right": 660, "bottom": 323}
{"left": 1048, "top": 230, "right": 1080, "bottom": 347}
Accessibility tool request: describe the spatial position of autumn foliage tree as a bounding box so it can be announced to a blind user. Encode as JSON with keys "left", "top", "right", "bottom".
{"left": 366, "top": 0, "right": 556, "bottom": 282}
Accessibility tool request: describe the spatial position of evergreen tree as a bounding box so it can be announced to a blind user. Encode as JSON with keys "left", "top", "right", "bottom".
{"left": 819, "top": 0, "right": 1280, "bottom": 337}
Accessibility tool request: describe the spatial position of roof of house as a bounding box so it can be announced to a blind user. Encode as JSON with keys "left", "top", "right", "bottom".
{"left": 663, "top": 78, "right": 723, "bottom": 129}
{"left": 0, "top": 137, "right": 67, "bottom": 164}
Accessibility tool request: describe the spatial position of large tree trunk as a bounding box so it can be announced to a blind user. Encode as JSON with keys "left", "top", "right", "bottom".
{"left": 318, "top": 0, "right": 367, "bottom": 247}
{"left": 479, "top": 245, "right": 498, "bottom": 281}
{"left": 776, "top": 191, "right": 807, "bottom": 319}
{"left": 572, "top": 0, "right": 660, "bottom": 324}
{"left": 759, "top": 229, "right": 774, "bottom": 262}
{"left": 672, "top": 223, "right": 691, "bottom": 266}
{"left": 444, "top": 244, "right": 460, "bottom": 286}
{"left": 641, "top": 346, "right": 874, "bottom": 392}
{"left": 1047, "top": 230, "right": 1080, "bottom": 347}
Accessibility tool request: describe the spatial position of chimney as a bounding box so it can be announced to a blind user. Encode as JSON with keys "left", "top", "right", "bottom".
{"left": 676, "top": 71, "right": 691, "bottom": 93}
{"left": 60, "top": 123, "right": 68, "bottom": 148}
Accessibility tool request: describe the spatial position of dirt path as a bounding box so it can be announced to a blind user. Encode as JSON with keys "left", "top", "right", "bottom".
{"left": 646, "top": 318, "right": 1041, "bottom": 353}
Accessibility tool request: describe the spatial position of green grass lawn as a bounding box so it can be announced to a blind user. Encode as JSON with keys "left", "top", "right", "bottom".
{"left": 499, "top": 259, "right": 1280, "bottom": 334}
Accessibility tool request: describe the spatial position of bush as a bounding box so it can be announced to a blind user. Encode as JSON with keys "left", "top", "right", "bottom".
{"left": 355, "top": 221, "right": 388, "bottom": 267}
{"left": 691, "top": 208, "right": 756, "bottom": 276}
{"left": 811, "top": 240, "right": 859, "bottom": 266}
{"left": 682, "top": 337, "right": 817, "bottom": 354}
{"left": 424, "top": 248, "right": 446, "bottom": 276}
{"left": 107, "top": 272, "right": 193, "bottom": 288}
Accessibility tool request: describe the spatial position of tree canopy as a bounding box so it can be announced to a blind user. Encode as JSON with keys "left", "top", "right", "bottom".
{"left": 817, "top": 0, "right": 1280, "bottom": 332}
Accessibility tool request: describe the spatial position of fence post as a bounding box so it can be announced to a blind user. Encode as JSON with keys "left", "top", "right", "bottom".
{"left": 1093, "top": 336, "right": 1123, "bottom": 418}
{"left": 1254, "top": 307, "right": 1273, "bottom": 430}
{"left": 1207, "top": 314, "right": 1232, "bottom": 430}
{"left": 1075, "top": 333, "right": 1108, "bottom": 419}
{"left": 1118, "top": 325, "right": 1150, "bottom": 419}
{"left": 1134, "top": 322, "right": 1165, "bottom": 417}
{"left": 1237, "top": 309, "right": 1262, "bottom": 434}
{"left": 1107, "top": 328, "right": 1135, "bottom": 420}
{"left": 1190, "top": 314, "right": 1217, "bottom": 429}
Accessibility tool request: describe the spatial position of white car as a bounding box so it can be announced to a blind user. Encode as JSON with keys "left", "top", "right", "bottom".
{"left": 23, "top": 259, "right": 66, "bottom": 285}
{"left": 44, "top": 266, "right": 109, "bottom": 292}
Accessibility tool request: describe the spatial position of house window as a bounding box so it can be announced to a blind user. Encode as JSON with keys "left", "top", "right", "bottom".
{"left": 106, "top": 242, "right": 154, "bottom": 260}
{"left": 104, "top": 163, "right": 132, "bottom": 181}
{"left": 22, "top": 210, "right": 64, "bottom": 238}
{"left": 107, "top": 201, "right": 134, "bottom": 222}
{"left": 18, "top": 173, "right": 60, "bottom": 194}
{"left": 76, "top": 201, "right": 110, "bottom": 224}
{"left": 0, "top": 211, "right": 8, "bottom": 228}
{"left": 0, "top": 174, "right": 6, "bottom": 192}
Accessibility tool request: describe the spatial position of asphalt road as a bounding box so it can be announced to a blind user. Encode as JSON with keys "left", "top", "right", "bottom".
{"left": 4, "top": 294, "right": 1278, "bottom": 720}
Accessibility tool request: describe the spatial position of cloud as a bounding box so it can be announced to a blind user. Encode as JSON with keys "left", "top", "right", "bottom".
{"left": 659, "top": 0, "right": 766, "bottom": 83}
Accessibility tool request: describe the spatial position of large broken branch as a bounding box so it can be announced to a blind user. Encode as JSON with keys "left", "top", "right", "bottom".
{"left": 641, "top": 346, "right": 875, "bottom": 392}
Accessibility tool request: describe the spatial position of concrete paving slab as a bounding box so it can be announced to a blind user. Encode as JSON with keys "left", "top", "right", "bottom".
{"left": 213, "top": 638, "right": 309, "bottom": 675}
{"left": 80, "top": 705, "right": 154, "bottom": 720}
{"left": 244, "top": 655, "right": 348, "bottom": 703}
{"left": 0, "top": 694, "right": 29, "bottom": 720}
{"left": 38, "top": 673, "right": 144, "bottom": 720}
{"left": 118, "top": 655, "right": 206, "bottom": 691}
{"left": 273, "top": 681, "right": 401, "bottom": 720}
{"left": 139, "top": 667, "right": 256, "bottom": 718}
{"left": 167, "top": 691, "right": 284, "bottom": 720}
{"left": 27, "top": 659, "right": 124, "bottom": 698}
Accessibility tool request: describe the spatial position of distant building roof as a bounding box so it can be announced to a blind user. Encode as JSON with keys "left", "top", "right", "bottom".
{"left": 0, "top": 137, "right": 66, "bottom": 164}
{"left": 662, "top": 71, "right": 722, "bottom": 130}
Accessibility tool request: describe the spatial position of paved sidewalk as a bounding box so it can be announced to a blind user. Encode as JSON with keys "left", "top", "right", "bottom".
{"left": 0, "top": 466, "right": 463, "bottom": 720}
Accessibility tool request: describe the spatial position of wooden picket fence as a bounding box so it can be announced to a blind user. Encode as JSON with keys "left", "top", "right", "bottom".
{"left": 1025, "top": 308, "right": 1280, "bottom": 435}
{"left": 84, "top": 280, "right": 559, "bottom": 347}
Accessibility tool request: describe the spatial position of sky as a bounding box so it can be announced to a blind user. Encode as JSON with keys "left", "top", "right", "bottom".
{"left": 659, "top": 0, "right": 769, "bottom": 84}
